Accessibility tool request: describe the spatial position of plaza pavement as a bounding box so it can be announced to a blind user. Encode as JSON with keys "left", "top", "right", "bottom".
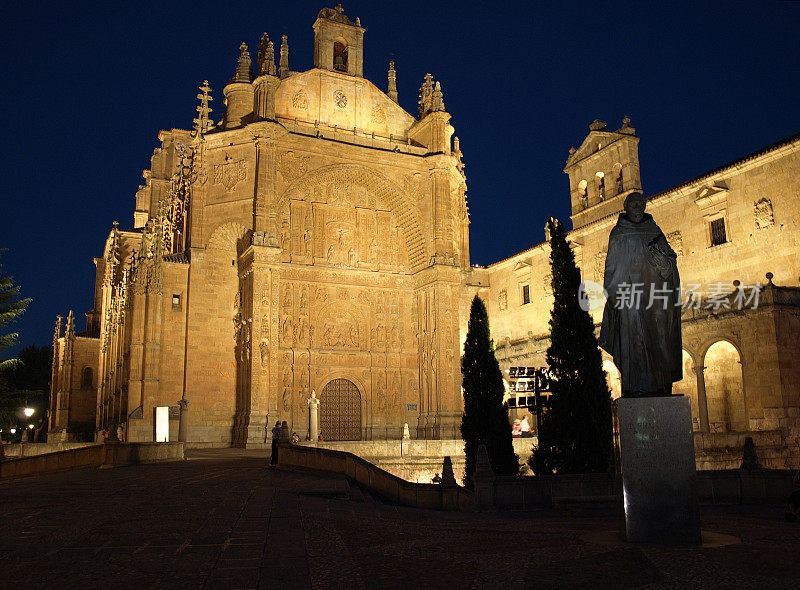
{"left": 1, "top": 448, "right": 798, "bottom": 589}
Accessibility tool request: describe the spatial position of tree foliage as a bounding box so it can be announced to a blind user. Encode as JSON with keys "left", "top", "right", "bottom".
{"left": 0, "top": 250, "right": 31, "bottom": 371}
{"left": 461, "top": 294, "right": 518, "bottom": 488}
{"left": 530, "top": 218, "right": 613, "bottom": 474}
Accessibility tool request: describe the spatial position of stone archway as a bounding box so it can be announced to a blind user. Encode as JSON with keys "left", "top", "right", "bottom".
{"left": 320, "top": 378, "right": 362, "bottom": 441}
{"left": 704, "top": 340, "right": 746, "bottom": 432}
{"left": 672, "top": 350, "right": 700, "bottom": 430}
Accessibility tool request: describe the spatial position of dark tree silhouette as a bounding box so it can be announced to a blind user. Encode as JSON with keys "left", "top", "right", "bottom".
{"left": 461, "top": 294, "right": 518, "bottom": 488}
{"left": 530, "top": 217, "right": 612, "bottom": 474}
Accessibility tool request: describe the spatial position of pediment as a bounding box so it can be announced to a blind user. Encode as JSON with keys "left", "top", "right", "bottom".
{"left": 694, "top": 182, "right": 729, "bottom": 209}
{"left": 513, "top": 260, "right": 532, "bottom": 273}
{"left": 567, "top": 130, "right": 617, "bottom": 166}
{"left": 274, "top": 69, "right": 415, "bottom": 139}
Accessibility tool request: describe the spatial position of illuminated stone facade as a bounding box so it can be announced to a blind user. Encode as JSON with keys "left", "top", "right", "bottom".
{"left": 49, "top": 7, "right": 470, "bottom": 446}
{"left": 49, "top": 7, "right": 800, "bottom": 461}
{"left": 486, "top": 120, "right": 800, "bottom": 451}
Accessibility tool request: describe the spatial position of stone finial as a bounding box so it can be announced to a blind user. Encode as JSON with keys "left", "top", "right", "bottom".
{"left": 335, "top": 3, "right": 344, "bottom": 13}
{"left": 453, "top": 136, "right": 465, "bottom": 175}
{"left": 192, "top": 80, "right": 213, "bottom": 137}
{"left": 257, "top": 33, "right": 276, "bottom": 76}
{"left": 53, "top": 315, "right": 63, "bottom": 344}
{"left": 279, "top": 34, "right": 289, "bottom": 78}
{"left": 230, "top": 42, "right": 253, "bottom": 84}
{"left": 431, "top": 81, "right": 445, "bottom": 112}
{"left": 765, "top": 272, "right": 774, "bottom": 285}
{"left": 618, "top": 116, "right": 636, "bottom": 135}
{"left": 418, "top": 73, "right": 434, "bottom": 117}
{"left": 65, "top": 309, "right": 75, "bottom": 340}
{"left": 387, "top": 59, "right": 398, "bottom": 103}
{"left": 589, "top": 119, "right": 607, "bottom": 131}
{"left": 355, "top": 16, "right": 361, "bottom": 26}
{"left": 568, "top": 146, "right": 576, "bottom": 155}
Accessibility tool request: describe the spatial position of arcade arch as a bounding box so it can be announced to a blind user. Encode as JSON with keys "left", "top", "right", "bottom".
{"left": 703, "top": 340, "right": 746, "bottom": 432}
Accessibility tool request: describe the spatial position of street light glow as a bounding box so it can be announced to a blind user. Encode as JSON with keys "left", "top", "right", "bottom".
{"left": 23, "top": 407, "right": 34, "bottom": 417}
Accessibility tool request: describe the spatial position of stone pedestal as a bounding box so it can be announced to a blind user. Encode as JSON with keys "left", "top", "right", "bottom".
{"left": 308, "top": 392, "right": 320, "bottom": 442}
{"left": 617, "top": 395, "right": 701, "bottom": 546}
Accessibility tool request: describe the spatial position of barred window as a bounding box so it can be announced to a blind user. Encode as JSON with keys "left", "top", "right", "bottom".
{"left": 710, "top": 218, "right": 727, "bottom": 246}
{"left": 522, "top": 284, "right": 530, "bottom": 305}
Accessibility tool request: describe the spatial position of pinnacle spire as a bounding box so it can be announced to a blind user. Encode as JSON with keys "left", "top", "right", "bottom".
{"left": 65, "top": 310, "right": 75, "bottom": 339}
{"left": 193, "top": 80, "right": 213, "bottom": 137}
{"left": 53, "top": 315, "right": 63, "bottom": 344}
{"left": 418, "top": 73, "right": 434, "bottom": 118}
{"left": 279, "top": 34, "right": 289, "bottom": 78}
{"left": 431, "top": 80, "right": 445, "bottom": 112}
{"left": 388, "top": 59, "right": 398, "bottom": 103}
{"left": 230, "top": 42, "right": 253, "bottom": 84}
{"left": 257, "top": 33, "right": 276, "bottom": 76}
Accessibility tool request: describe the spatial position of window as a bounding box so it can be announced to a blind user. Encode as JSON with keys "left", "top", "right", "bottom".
{"left": 710, "top": 218, "right": 727, "bottom": 246}
{"left": 333, "top": 41, "right": 348, "bottom": 72}
{"left": 82, "top": 367, "right": 93, "bottom": 388}
{"left": 596, "top": 171, "right": 605, "bottom": 201}
{"left": 172, "top": 294, "right": 181, "bottom": 309}
{"left": 522, "top": 284, "right": 530, "bottom": 305}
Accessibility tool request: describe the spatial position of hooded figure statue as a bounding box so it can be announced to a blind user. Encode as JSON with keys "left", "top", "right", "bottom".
{"left": 599, "top": 192, "right": 682, "bottom": 396}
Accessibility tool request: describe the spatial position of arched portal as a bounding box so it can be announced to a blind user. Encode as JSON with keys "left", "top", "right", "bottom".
{"left": 602, "top": 360, "right": 622, "bottom": 400}
{"left": 704, "top": 341, "right": 746, "bottom": 432}
{"left": 673, "top": 350, "right": 700, "bottom": 430}
{"left": 320, "top": 378, "right": 362, "bottom": 441}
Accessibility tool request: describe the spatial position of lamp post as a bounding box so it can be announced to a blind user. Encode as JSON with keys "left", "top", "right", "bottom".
{"left": 22, "top": 407, "right": 34, "bottom": 443}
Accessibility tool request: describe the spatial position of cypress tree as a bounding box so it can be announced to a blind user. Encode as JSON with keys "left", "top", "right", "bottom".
{"left": 530, "top": 218, "right": 612, "bottom": 474}
{"left": 461, "top": 294, "right": 518, "bottom": 488}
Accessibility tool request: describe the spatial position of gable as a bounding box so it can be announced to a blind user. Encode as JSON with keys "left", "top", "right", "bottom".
{"left": 274, "top": 69, "right": 415, "bottom": 139}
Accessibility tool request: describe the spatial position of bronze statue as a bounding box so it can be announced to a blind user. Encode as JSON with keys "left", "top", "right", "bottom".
{"left": 599, "top": 192, "right": 682, "bottom": 396}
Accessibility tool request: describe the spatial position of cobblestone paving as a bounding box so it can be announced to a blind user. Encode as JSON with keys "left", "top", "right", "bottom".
{"left": 1, "top": 449, "right": 799, "bottom": 589}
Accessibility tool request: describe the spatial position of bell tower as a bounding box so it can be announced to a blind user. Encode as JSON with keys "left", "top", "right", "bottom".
{"left": 564, "top": 117, "right": 642, "bottom": 230}
{"left": 312, "top": 5, "right": 365, "bottom": 77}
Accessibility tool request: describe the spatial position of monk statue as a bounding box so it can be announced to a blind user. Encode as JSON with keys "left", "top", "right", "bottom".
{"left": 599, "top": 192, "right": 682, "bottom": 396}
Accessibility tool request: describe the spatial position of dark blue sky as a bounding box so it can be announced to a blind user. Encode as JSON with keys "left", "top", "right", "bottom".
{"left": 1, "top": 1, "right": 798, "bottom": 356}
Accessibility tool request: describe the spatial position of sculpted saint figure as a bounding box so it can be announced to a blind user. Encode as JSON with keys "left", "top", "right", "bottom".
{"left": 599, "top": 192, "right": 682, "bottom": 396}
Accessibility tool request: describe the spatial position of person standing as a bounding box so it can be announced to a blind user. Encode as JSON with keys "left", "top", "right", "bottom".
{"left": 270, "top": 421, "right": 282, "bottom": 466}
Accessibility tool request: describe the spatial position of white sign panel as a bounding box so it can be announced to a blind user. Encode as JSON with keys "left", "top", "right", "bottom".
{"left": 155, "top": 406, "right": 169, "bottom": 442}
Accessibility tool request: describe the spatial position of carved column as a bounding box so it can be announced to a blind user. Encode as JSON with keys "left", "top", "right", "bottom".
{"left": 693, "top": 364, "right": 710, "bottom": 432}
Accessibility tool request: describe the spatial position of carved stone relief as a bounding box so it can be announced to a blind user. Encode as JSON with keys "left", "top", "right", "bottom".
{"left": 291, "top": 90, "right": 309, "bottom": 110}
{"left": 279, "top": 151, "right": 310, "bottom": 183}
{"left": 371, "top": 105, "right": 386, "bottom": 125}
{"left": 754, "top": 198, "right": 774, "bottom": 229}
{"left": 594, "top": 250, "right": 607, "bottom": 282}
{"left": 666, "top": 231, "right": 683, "bottom": 256}
{"left": 212, "top": 155, "right": 248, "bottom": 191}
{"left": 499, "top": 289, "right": 508, "bottom": 311}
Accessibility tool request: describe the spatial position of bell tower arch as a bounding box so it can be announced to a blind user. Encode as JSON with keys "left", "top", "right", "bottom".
{"left": 313, "top": 6, "right": 365, "bottom": 77}
{"left": 564, "top": 117, "right": 642, "bottom": 230}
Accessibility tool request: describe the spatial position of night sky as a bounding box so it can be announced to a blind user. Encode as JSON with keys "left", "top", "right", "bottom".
{"left": 1, "top": 1, "right": 798, "bottom": 357}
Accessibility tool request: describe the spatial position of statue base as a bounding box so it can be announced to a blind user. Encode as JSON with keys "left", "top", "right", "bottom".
{"left": 616, "top": 395, "right": 701, "bottom": 546}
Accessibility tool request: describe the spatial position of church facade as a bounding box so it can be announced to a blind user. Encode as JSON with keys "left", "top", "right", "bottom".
{"left": 49, "top": 7, "right": 800, "bottom": 457}
{"left": 50, "top": 7, "right": 471, "bottom": 446}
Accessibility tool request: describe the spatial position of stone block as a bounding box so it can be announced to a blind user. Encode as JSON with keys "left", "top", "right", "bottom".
{"left": 617, "top": 396, "right": 701, "bottom": 546}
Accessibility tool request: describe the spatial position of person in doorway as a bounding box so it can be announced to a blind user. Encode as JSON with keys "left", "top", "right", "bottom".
{"left": 520, "top": 415, "right": 532, "bottom": 438}
{"left": 512, "top": 419, "right": 522, "bottom": 438}
{"left": 270, "top": 421, "right": 281, "bottom": 467}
